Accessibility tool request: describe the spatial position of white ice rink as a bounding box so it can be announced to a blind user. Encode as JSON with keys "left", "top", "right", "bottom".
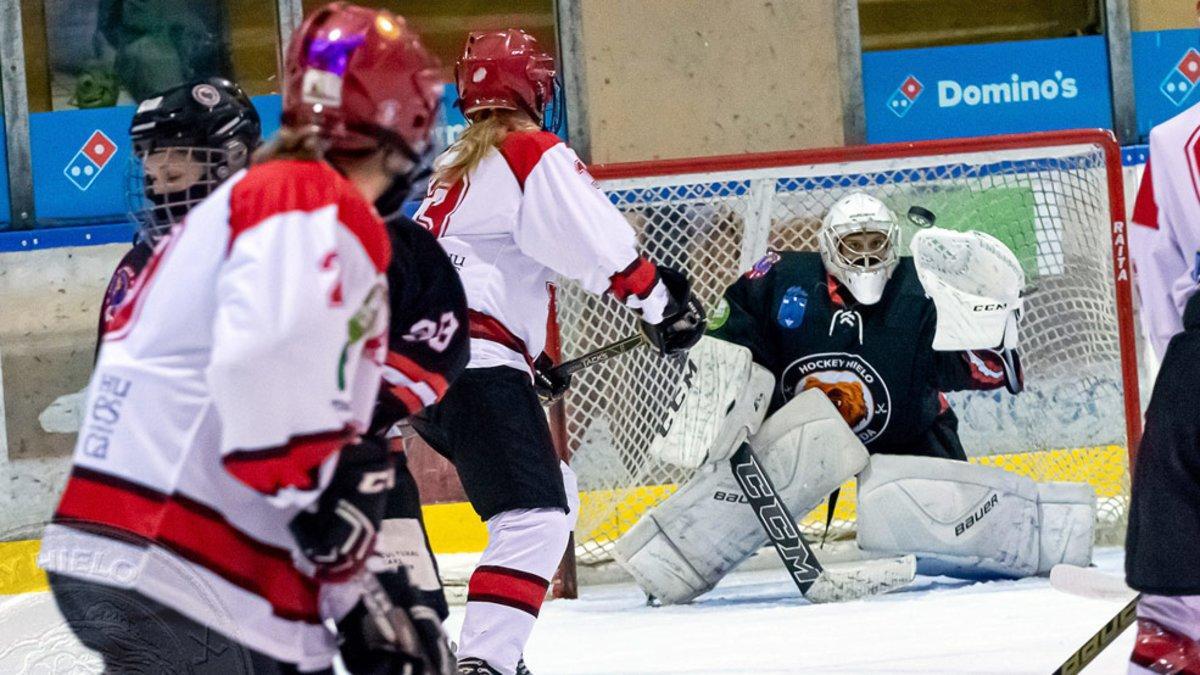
{"left": 0, "top": 548, "right": 1135, "bottom": 674}
{"left": 454, "top": 547, "right": 1136, "bottom": 674}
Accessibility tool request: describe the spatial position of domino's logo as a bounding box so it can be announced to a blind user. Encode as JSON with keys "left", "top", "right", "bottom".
{"left": 64, "top": 130, "right": 118, "bottom": 191}
{"left": 1160, "top": 48, "right": 1200, "bottom": 106}
{"left": 886, "top": 75, "right": 923, "bottom": 118}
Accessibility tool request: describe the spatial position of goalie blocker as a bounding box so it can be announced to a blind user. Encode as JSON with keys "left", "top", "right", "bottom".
{"left": 614, "top": 339, "right": 1095, "bottom": 603}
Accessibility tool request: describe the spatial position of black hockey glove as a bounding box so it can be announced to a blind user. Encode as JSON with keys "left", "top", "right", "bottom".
{"left": 337, "top": 567, "right": 455, "bottom": 675}
{"left": 289, "top": 436, "right": 395, "bottom": 582}
{"left": 640, "top": 266, "right": 707, "bottom": 356}
{"left": 533, "top": 353, "right": 572, "bottom": 404}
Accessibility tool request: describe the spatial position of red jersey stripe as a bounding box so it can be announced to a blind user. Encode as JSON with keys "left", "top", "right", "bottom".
{"left": 467, "top": 309, "right": 535, "bottom": 370}
{"left": 228, "top": 159, "right": 390, "bottom": 271}
{"left": 498, "top": 131, "right": 563, "bottom": 190}
{"left": 609, "top": 256, "right": 659, "bottom": 302}
{"left": 386, "top": 351, "right": 450, "bottom": 398}
{"left": 54, "top": 467, "right": 321, "bottom": 623}
{"left": 1131, "top": 159, "right": 1159, "bottom": 231}
{"left": 467, "top": 565, "right": 550, "bottom": 617}
{"left": 223, "top": 428, "right": 349, "bottom": 495}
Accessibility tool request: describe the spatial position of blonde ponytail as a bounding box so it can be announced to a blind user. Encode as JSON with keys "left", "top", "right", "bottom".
{"left": 433, "top": 110, "right": 538, "bottom": 186}
{"left": 252, "top": 124, "right": 326, "bottom": 164}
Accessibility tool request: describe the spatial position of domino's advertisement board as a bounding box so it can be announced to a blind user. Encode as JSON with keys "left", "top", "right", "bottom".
{"left": 7, "top": 84, "right": 467, "bottom": 234}
{"left": 1132, "top": 29, "right": 1200, "bottom": 138}
{"left": 863, "top": 36, "right": 1113, "bottom": 143}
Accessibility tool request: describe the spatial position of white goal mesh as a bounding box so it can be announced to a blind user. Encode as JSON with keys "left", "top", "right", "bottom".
{"left": 552, "top": 132, "right": 1139, "bottom": 566}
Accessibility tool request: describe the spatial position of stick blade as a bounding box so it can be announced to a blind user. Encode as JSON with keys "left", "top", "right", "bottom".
{"left": 804, "top": 554, "right": 917, "bottom": 604}
{"left": 1049, "top": 564, "right": 1137, "bottom": 602}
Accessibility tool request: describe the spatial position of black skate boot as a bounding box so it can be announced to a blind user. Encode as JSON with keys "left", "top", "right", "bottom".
{"left": 457, "top": 657, "right": 501, "bottom": 674}
{"left": 456, "top": 656, "right": 532, "bottom": 675}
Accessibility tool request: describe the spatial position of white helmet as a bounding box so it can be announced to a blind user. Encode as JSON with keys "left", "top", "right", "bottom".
{"left": 819, "top": 192, "right": 900, "bottom": 305}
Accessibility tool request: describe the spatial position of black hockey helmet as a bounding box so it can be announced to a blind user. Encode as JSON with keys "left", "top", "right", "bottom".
{"left": 127, "top": 77, "right": 262, "bottom": 243}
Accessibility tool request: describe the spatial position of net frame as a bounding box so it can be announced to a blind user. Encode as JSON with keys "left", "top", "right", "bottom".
{"left": 548, "top": 129, "right": 1140, "bottom": 579}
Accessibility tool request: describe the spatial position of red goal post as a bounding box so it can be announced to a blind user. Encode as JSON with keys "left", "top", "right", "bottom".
{"left": 548, "top": 129, "right": 1141, "bottom": 575}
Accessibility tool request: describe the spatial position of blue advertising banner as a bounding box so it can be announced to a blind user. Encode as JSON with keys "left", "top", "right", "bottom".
{"left": 28, "top": 94, "right": 283, "bottom": 226}
{"left": 1131, "top": 29, "right": 1200, "bottom": 140}
{"left": 22, "top": 83, "right": 465, "bottom": 232}
{"left": 863, "top": 36, "right": 1113, "bottom": 143}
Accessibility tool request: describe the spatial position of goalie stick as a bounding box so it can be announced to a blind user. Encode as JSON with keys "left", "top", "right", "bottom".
{"left": 729, "top": 442, "right": 916, "bottom": 603}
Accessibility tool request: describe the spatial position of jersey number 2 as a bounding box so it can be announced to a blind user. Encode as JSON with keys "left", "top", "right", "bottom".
{"left": 414, "top": 176, "right": 468, "bottom": 238}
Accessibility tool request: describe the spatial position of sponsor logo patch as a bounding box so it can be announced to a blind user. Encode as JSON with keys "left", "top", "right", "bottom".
{"left": 777, "top": 286, "right": 808, "bottom": 329}
{"left": 745, "top": 251, "right": 780, "bottom": 280}
{"left": 708, "top": 297, "right": 731, "bottom": 330}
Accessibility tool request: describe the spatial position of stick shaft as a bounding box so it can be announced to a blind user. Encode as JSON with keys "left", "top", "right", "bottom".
{"left": 729, "top": 442, "right": 824, "bottom": 593}
{"left": 1052, "top": 595, "right": 1140, "bottom": 675}
{"left": 552, "top": 334, "right": 644, "bottom": 378}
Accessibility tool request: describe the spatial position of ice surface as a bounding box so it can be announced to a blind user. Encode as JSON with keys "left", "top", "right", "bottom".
{"left": 0, "top": 548, "right": 1135, "bottom": 674}
{"left": 448, "top": 547, "right": 1135, "bottom": 674}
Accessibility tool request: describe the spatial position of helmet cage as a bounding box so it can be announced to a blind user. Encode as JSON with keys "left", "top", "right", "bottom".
{"left": 127, "top": 145, "right": 231, "bottom": 245}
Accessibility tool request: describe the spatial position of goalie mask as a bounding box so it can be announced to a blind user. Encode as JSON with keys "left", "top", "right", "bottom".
{"left": 819, "top": 193, "right": 900, "bottom": 305}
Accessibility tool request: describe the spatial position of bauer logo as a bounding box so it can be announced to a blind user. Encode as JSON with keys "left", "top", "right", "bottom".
{"left": 1159, "top": 48, "right": 1200, "bottom": 106}
{"left": 886, "top": 75, "right": 923, "bottom": 118}
{"left": 63, "top": 130, "right": 117, "bottom": 191}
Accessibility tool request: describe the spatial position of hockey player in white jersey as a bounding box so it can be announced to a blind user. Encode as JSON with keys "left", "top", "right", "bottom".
{"left": 40, "top": 4, "right": 453, "bottom": 673}
{"left": 410, "top": 29, "right": 707, "bottom": 675}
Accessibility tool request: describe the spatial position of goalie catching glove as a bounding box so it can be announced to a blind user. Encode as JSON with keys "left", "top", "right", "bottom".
{"left": 641, "top": 266, "right": 707, "bottom": 356}
{"left": 910, "top": 227, "right": 1024, "bottom": 351}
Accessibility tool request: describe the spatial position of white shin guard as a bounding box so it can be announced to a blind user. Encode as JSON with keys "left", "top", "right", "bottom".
{"left": 856, "top": 455, "right": 1094, "bottom": 579}
{"left": 613, "top": 390, "right": 868, "bottom": 604}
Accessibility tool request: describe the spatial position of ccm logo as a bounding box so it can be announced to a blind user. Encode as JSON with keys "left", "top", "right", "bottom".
{"left": 954, "top": 493, "right": 999, "bottom": 536}
{"left": 973, "top": 303, "right": 1007, "bottom": 312}
{"left": 358, "top": 469, "right": 396, "bottom": 495}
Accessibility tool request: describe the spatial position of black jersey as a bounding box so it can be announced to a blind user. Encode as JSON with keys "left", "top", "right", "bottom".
{"left": 709, "top": 251, "right": 1016, "bottom": 459}
{"left": 96, "top": 239, "right": 155, "bottom": 357}
{"left": 1125, "top": 291, "right": 1200, "bottom": 595}
{"left": 370, "top": 215, "right": 471, "bottom": 436}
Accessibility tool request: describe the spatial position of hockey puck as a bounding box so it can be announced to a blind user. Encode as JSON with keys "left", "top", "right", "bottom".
{"left": 907, "top": 206, "right": 936, "bottom": 228}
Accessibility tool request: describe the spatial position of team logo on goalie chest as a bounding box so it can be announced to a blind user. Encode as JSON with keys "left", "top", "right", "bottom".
{"left": 780, "top": 352, "right": 892, "bottom": 444}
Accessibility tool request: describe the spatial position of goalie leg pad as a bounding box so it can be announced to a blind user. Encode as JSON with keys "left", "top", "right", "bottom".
{"left": 613, "top": 390, "right": 869, "bottom": 604}
{"left": 1035, "top": 481, "right": 1095, "bottom": 574}
{"left": 857, "top": 455, "right": 1041, "bottom": 578}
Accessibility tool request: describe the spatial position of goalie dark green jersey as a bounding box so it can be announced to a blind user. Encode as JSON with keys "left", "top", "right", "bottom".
{"left": 708, "top": 250, "right": 1020, "bottom": 459}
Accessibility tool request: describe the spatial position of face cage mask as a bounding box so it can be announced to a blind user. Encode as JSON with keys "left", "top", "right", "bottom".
{"left": 820, "top": 221, "right": 900, "bottom": 305}
{"left": 127, "top": 146, "right": 230, "bottom": 245}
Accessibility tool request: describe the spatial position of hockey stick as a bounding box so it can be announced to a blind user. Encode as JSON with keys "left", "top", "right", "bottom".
{"left": 549, "top": 334, "right": 645, "bottom": 379}
{"left": 1051, "top": 594, "right": 1139, "bottom": 675}
{"left": 729, "top": 442, "right": 916, "bottom": 603}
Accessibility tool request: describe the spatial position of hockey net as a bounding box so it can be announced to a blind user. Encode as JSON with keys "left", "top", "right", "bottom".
{"left": 550, "top": 130, "right": 1140, "bottom": 568}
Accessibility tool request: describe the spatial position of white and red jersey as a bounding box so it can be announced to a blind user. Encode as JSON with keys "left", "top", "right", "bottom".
{"left": 413, "top": 130, "right": 672, "bottom": 373}
{"left": 1130, "top": 102, "right": 1200, "bottom": 359}
{"left": 39, "top": 160, "right": 390, "bottom": 671}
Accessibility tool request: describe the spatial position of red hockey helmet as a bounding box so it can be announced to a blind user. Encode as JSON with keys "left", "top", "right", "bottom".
{"left": 455, "top": 29, "right": 556, "bottom": 124}
{"left": 283, "top": 2, "right": 441, "bottom": 159}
